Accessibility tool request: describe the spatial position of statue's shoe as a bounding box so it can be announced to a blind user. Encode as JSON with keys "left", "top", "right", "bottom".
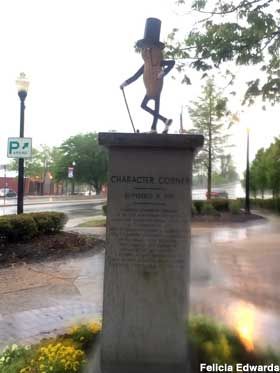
{"left": 162, "top": 119, "right": 172, "bottom": 134}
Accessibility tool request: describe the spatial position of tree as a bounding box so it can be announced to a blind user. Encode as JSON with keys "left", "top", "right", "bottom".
{"left": 250, "top": 148, "right": 269, "bottom": 198}
{"left": 248, "top": 138, "right": 280, "bottom": 198}
{"left": 166, "top": 0, "right": 280, "bottom": 104}
{"left": 53, "top": 133, "right": 108, "bottom": 193}
{"left": 188, "top": 79, "right": 233, "bottom": 197}
{"left": 8, "top": 145, "right": 55, "bottom": 178}
{"left": 212, "top": 154, "right": 239, "bottom": 184}
{"left": 266, "top": 138, "right": 280, "bottom": 198}
{"left": 8, "top": 145, "right": 59, "bottom": 194}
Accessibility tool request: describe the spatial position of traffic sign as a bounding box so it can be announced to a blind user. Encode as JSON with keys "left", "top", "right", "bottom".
{"left": 7, "top": 138, "right": 32, "bottom": 158}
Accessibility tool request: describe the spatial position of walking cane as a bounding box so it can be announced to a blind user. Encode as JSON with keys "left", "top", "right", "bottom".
{"left": 121, "top": 87, "right": 136, "bottom": 133}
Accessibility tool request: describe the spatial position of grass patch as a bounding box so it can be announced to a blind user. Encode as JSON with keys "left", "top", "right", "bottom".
{"left": 78, "top": 217, "right": 106, "bottom": 228}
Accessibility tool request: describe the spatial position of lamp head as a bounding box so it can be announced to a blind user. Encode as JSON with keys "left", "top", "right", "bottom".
{"left": 16, "top": 72, "right": 29, "bottom": 97}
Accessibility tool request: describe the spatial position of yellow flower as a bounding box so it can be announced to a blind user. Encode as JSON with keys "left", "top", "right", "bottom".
{"left": 65, "top": 361, "right": 73, "bottom": 369}
{"left": 89, "top": 321, "right": 102, "bottom": 334}
{"left": 70, "top": 325, "right": 79, "bottom": 333}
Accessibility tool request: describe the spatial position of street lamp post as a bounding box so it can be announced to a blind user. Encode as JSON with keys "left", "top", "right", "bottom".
{"left": 71, "top": 161, "right": 76, "bottom": 195}
{"left": 16, "top": 73, "right": 29, "bottom": 214}
{"left": 245, "top": 128, "right": 250, "bottom": 214}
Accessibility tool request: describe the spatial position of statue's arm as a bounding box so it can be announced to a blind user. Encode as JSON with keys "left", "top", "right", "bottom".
{"left": 161, "top": 60, "right": 175, "bottom": 76}
{"left": 120, "top": 65, "right": 144, "bottom": 89}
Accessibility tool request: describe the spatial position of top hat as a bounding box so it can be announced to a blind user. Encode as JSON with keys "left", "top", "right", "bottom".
{"left": 136, "top": 18, "right": 165, "bottom": 49}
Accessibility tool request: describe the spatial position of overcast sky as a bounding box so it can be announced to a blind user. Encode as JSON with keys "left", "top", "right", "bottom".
{"left": 0, "top": 0, "right": 279, "bottom": 175}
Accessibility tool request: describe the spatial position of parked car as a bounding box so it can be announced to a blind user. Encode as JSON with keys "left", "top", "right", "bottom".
{"left": 206, "top": 189, "right": 229, "bottom": 199}
{"left": 0, "top": 188, "right": 17, "bottom": 197}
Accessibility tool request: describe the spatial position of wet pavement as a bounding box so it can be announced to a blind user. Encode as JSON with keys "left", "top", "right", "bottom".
{"left": 0, "top": 195, "right": 106, "bottom": 216}
{"left": 1, "top": 212, "right": 280, "bottom": 351}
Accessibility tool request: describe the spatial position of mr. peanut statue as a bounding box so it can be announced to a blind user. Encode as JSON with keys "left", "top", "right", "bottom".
{"left": 120, "top": 18, "right": 175, "bottom": 134}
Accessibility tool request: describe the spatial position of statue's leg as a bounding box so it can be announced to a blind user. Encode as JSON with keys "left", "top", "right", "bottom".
{"left": 153, "top": 97, "right": 173, "bottom": 134}
{"left": 141, "top": 95, "right": 157, "bottom": 132}
{"left": 141, "top": 95, "right": 154, "bottom": 116}
{"left": 151, "top": 97, "right": 160, "bottom": 132}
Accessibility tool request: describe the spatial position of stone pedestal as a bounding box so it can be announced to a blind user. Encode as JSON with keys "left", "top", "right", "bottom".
{"left": 98, "top": 133, "right": 203, "bottom": 373}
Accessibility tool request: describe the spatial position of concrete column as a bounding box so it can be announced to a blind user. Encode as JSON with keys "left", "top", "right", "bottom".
{"left": 99, "top": 132, "right": 204, "bottom": 373}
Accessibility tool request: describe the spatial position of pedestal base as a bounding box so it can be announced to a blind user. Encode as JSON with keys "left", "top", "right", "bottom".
{"left": 98, "top": 133, "right": 203, "bottom": 373}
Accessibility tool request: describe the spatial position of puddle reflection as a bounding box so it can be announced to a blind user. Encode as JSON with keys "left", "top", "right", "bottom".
{"left": 211, "top": 228, "right": 247, "bottom": 243}
{"left": 224, "top": 300, "right": 280, "bottom": 351}
{"left": 228, "top": 301, "right": 255, "bottom": 351}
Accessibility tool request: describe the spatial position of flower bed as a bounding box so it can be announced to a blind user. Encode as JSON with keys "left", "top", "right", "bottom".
{"left": 0, "top": 321, "right": 101, "bottom": 373}
{"left": 1, "top": 317, "right": 279, "bottom": 372}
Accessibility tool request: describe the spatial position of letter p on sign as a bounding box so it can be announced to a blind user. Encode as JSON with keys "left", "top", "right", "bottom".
{"left": 9, "top": 141, "right": 20, "bottom": 153}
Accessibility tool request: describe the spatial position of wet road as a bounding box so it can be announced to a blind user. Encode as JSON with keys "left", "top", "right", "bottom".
{"left": 191, "top": 213, "right": 280, "bottom": 350}
{"left": 1, "top": 212, "right": 280, "bottom": 351}
{"left": 0, "top": 197, "right": 106, "bottom": 220}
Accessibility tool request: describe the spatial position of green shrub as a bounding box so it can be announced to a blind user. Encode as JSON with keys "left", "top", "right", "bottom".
{"left": 238, "top": 198, "right": 280, "bottom": 213}
{"left": 102, "top": 204, "right": 107, "bottom": 216}
{"left": 210, "top": 199, "right": 229, "bottom": 212}
{"left": 254, "top": 198, "right": 280, "bottom": 212}
{"left": 188, "top": 315, "right": 251, "bottom": 370}
{"left": 69, "top": 321, "right": 101, "bottom": 351}
{"left": 229, "top": 200, "right": 241, "bottom": 215}
{"left": 193, "top": 200, "right": 204, "bottom": 214}
{"left": 31, "top": 212, "right": 67, "bottom": 234}
{"left": 191, "top": 203, "right": 198, "bottom": 216}
{"left": 0, "top": 212, "right": 67, "bottom": 242}
{"left": 8, "top": 214, "right": 38, "bottom": 241}
{"left": 0, "top": 218, "right": 12, "bottom": 241}
{"left": 0, "top": 344, "right": 34, "bottom": 373}
{"left": 201, "top": 203, "right": 219, "bottom": 216}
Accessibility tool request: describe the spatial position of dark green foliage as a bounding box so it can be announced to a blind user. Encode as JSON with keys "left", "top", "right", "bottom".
{"left": 192, "top": 199, "right": 250, "bottom": 216}
{"left": 52, "top": 133, "right": 108, "bottom": 193}
{"left": 210, "top": 198, "right": 229, "bottom": 212}
{"left": 166, "top": 0, "right": 280, "bottom": 105}
{"left": 229, "top": 200, "right": 241, "bottom": 215}
{"left": 8, "top": 215, "right": 38, "bottom": 241}
{"left": 246, "top": 138, "right": 280, "bottom": 198}
{"left": 191, "top": 203, "right": 198, "bottom": 216}
{"left": 188, "top": 79, "right": 234, "bottom": 198}
{"left": 244, "top": 198, "right": 280, "bottom": 213}
{"left": 30, "top": 212, "right": 67, "bottom": 234}
{"left": 0, "top": 219, "right": 12, "bottom": 241}
{"left": 193, "top": 199, "right": 230, "bottom": 214}
{"left": 193, "top": 200, "right": 204, "bottom": 213}
{"left": 102, "top": 205, "right": 107, "bottom": 216}
{"left": 188, "top": 315, "right": 280, "bottom": 372}
{"left": 0, "top": 344, "right": 35, "bottom": 373}
{"left": 188, "top": 315, "right": 253, "bottom": 371}
{"left": 0, "top": 212, "right": 67, "bottom": 242}
{"left": 201, "top": 202, "right": 220, "bottom": 216}
{"left": 8, "top": 145, "right": 58, "bottom": 179}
